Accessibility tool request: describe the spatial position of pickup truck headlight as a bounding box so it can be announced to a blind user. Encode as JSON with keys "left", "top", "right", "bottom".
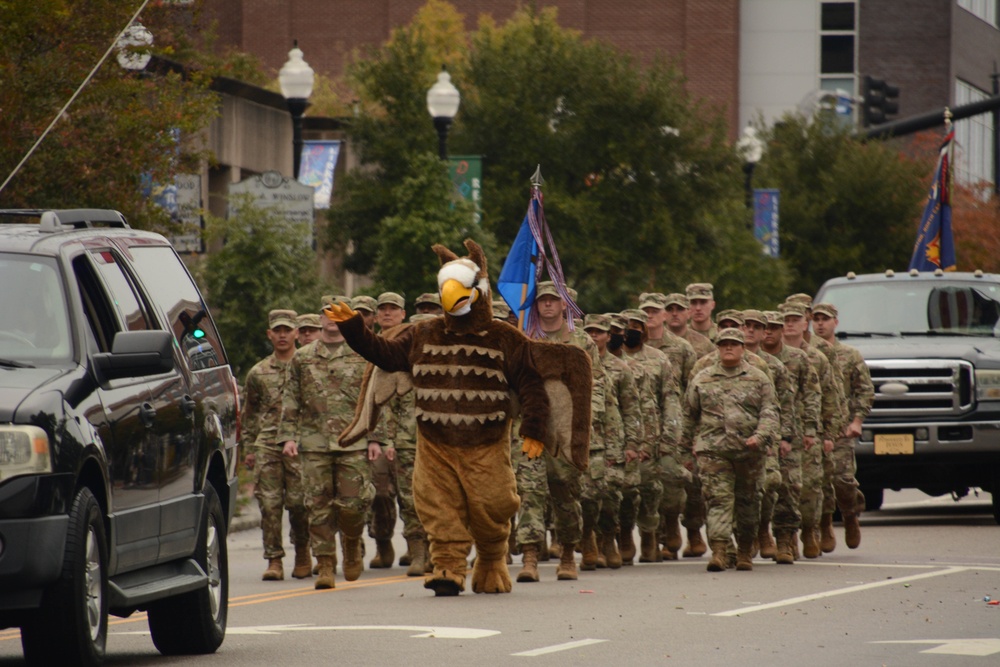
{"left": 975, "top": 369, "right": 1000, "bottom": 400}
{"left": 0, "top": 426, "right": 51, "bottom": 481}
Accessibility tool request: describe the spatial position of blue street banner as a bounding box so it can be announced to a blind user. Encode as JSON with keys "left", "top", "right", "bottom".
{"left": 908, "top": 128, "right": 956, "bottom": 272}
{"left": 753, "top": 189, "right": 780, "bottom": 258}
{"left": 448, "top": 155, "right": 482, "bottom": 224}
{"left": 298, "top": 140, "right": 341, "bottom": 209}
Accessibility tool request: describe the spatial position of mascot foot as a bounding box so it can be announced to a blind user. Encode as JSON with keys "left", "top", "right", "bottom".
{"left": 423, "top": 568, "right": 466, "bottom": 597}
{"left": 471, "top": 558, "right": 513, "bottom": 594}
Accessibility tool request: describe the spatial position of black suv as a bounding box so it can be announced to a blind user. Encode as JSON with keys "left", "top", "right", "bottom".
{"left": 0, "top": 210, "right": 239, "bottom": 665}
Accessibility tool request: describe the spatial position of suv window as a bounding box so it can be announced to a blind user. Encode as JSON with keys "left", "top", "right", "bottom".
{"left": 0, "top": 253, "right": 72, "bottom": 362}
{"left": 128, "top": 245, "right": 224, "bottom": 370}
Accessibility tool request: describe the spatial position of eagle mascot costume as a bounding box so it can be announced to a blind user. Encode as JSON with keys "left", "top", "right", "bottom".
{"left": 326, "top": 239, "right": 591, "bottom": 596}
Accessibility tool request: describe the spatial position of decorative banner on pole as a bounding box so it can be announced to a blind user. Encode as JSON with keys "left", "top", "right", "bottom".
{"left": 298, "top": 140, "right": 341, "bottom": 209}
{"left": 448, "top": 155, "right": 482, "bottom": 224}
{"left": 753, "top": 188, "right": 780, "bottom": 258}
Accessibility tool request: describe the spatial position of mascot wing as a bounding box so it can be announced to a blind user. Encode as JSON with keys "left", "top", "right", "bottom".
{"left": 528, "top": 340, "right": 592, "bottom": 472}
{"left": 339, "top": 323, "right": 414, "bottom": 447}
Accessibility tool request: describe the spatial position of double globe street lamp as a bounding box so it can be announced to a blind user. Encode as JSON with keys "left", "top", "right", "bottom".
{"left": 426, "top": 66, "right": 461, "bottom": 160}
{"left": 279, "top": 42, "right": 315, "bottom": 180}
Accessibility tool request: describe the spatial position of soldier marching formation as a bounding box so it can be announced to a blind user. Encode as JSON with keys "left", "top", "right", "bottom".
{"left": 239, "top": 280, "right": 874, "bottom": 588}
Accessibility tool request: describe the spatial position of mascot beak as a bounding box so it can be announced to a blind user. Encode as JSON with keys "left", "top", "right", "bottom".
{"left": 440, "top": 278, "right": 478, "bottom": 315}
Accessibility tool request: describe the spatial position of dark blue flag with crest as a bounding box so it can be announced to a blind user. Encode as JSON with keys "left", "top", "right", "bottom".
{"left": 908, "top": 128, "right": 956, "bottom": 272}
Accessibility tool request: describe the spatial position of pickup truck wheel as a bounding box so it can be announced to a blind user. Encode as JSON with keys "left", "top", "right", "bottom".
{"left": 147, "top": 484, "right": 228, "bottom": 655}
{"left": 20, "top": 487, "right": 108, "bottom": 667}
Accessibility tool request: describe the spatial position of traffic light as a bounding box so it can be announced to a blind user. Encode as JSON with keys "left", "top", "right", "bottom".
{"left": 861, "top": 75, "right": 900, "bottom": 127}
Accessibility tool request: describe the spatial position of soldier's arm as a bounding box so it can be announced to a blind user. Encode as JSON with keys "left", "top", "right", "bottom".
{"left": 240, "top": 368, "right": 262, "bottom": 450}
{"left": 276, "top": 354, "right": 303, "bottom": 448}
{"left": 850, "top": 349, "right": 875, "bottom": 421}
{"left": 659, "top": 358, "right": 683, "bottom": 454}
{"left": 753, "top": 376, "right": 781, "bottom": 449}
{"left": 800, "top": 361, "right": 821, "bottom": 439}
{"left": 619, "top": 367, "right": 643, "bottom": 457}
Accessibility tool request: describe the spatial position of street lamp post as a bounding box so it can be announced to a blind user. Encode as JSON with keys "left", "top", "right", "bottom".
{"left": 426, "top": 66, "right": 461, "bottom": 160}
{"left": 737, "top": 125, "right": 764, "bottom": 218}
{"left": 279, "top": 42, "right": 314, "bottom": 180}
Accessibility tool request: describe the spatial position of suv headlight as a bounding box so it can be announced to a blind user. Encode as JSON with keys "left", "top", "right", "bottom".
{"left": 975, "top": 369, "right": 1000, "bottom": 400}
{"left": 0, "top": 426, "right": 51, "bottom": 481}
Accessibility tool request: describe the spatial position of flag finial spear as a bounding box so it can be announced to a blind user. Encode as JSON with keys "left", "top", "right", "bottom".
{"left": 530, "top": 164, "right": 544, "bottom": 188}
{"left": 944, "top": 106, "right": 953, "bottom": 129}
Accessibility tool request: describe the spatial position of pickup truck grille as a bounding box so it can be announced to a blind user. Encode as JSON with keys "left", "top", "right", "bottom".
{"left": 866, "top": 359, "right": 973, "bottom": 418}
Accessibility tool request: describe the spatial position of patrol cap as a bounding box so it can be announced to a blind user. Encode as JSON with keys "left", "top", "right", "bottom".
{"left": 778, "top": 302, "right": 808, "bottom": 318}
{"left": 607, "top": 313, "right": 626, "bottom": 330}
{"left": 741, "top": 309, "right": 767, "bottom": 326}
{"left": 321, "top": 294, "right": 350, "bottom": 307}
{"left": 785, "top": 293, "right": 814, "bottom": 308}
{"left": 295, "top": 313, "right": 322, "bottom": 329}
{"left": 812, "top": 302, "right": 838, "bottom": 318}
{"left": 268, "top": 309, "right": 298, "bottom": 330}
{"left": 583, "top": 313, "right": 611, "bottom": 332}
{"left": 621, "top": 308, "right": 648, "bottom": 324}
{"left": 350, "top": 295, "right": 377, "bottom": 313}
{"left": 492, "top": 299, "right": 512, "bottom": 320}
{"left": 535, "top": 281, "right": 561, "bottom": 300}
{"left": 415, "top": 292, "right": 441, "bottom": 307}
{"left": 716, "top": 327, "right": 745, "bottom": 345}
{"left": 664, "top": 293, "right": 689, "bottom": 308}
{"left": 716, "top": 309, "right": 744, "bottom": 327}
{"left": 566, "top": 287, "right": 579, "bottom": 302}
{"left": 764, "top": 310, "right": 784, "bottom": 326}
{"left": 409, "top": 313, "right": 438, "bottom": 323}
{"left": 686, "top": 282, "right": 714, "bottom": 300}
{"left": 377, "top": 292, "right": 406, "bottom": 309}
{"left": 638, "top": 292, "right": 666, "bottom": 310}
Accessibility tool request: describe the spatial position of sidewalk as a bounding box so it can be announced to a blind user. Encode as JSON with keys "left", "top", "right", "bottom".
{"left": 230, "top": 494, "right": 261, "bottom": 533}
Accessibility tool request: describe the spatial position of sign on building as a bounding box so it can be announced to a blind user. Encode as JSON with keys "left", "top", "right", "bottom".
{"left": 448, "top": 155, "right": 482, "bottom": 224}
{"left": 229, "top": 170, "right": 315, "bottom": 243}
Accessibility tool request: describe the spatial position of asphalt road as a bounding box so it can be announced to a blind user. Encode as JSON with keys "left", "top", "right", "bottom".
{"left": 2, "top": 489, "right": 998, "bottom": 666}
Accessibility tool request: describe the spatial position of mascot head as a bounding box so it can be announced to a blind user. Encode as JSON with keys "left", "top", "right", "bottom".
{"left": 433, "top": 239, "right": 493, "bottom": 331}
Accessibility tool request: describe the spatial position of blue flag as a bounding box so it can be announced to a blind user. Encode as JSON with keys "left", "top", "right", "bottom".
{"left": 908, "top": 129, "right": 956, "bottom": 272}
{"left": 497, "top": 207, "right": 538, "bottom": 322}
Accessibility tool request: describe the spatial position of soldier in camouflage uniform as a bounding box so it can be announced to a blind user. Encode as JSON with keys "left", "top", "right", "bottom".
{"left": 812, "top": 302, "right": 874, "bottom": 551}
{"left": 515, "top": 281, "right": 606, "bottom": 583}
{"left": 687, "top": 283, "right": 719, "bottom": 342}
{"left": 640, "top": 293, "right": 706, "bottom": 558}
{"left": 683, "top": 328, "right": 780, "bottom": 571}
{"left": 279, "top": 304, "right": 377, "bottom": 589}
{"left": 780, "top": 301, "right": 847, "bottom": 559}
{"left": 242, "top": 309, "right": 310, "bottom": 581}
{"left": 296, "top": 313, "right": 323, "bottom": 347}
{"left": 665, "top": 293, "right": 714, "bottom": 358}
{"left": 582, "top": 314, "right": 643, "bottom": 570}
{"left": 414, "top": 292, "right": 444, "bottom": 316}
{"left": 349, "top": 295, "right": 378, "bottom": 330}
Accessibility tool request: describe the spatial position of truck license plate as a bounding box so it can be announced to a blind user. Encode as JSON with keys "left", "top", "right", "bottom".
{"left": 874, "top": 433, "right": 914, "bottom": 455}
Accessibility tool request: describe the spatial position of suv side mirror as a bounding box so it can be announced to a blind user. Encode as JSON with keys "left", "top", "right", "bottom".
{"left": 93, "top": 330, "right": 175, "bottom": 381}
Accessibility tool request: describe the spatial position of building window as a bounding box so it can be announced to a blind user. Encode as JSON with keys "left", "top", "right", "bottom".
{"left": 819, "top": 2, "right": 856, "bottom": 88}
{"left": 958, "top": 0, "right": 999, "bottom": 28}
{"left": 955, "top": 79, "right": 995, "bottom": 192}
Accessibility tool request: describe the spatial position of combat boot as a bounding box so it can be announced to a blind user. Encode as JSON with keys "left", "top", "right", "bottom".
{"left": 706, "top": 540, "right": 728, "bottom": 572}
{"left": 802, "top": 526, "right": 821, "bottom": 558}
{"left": 774, "top": 532, "right": 794, "bottom": 564}
{"left": 548, "top": 531, "right": 562, "bottom": 560}
{"left": 594, "top": 533, "right": 608, "bottom": 568}
{"left": 580, "top": 531, "right": 599, "bottom": 571}
{"left": 791, "top": 530, "right": 800, "bottom": 560}
{"left": 342, "top": 535, "right": 364, "bottom": 581}
{"left": 314, "top": 555, "right": 336, "bottom": 589}
{"left": 406, "top": 537, "right": 427, "bottom": 577}
{"left": 399, "top": 548, "right": 412, "bottom": 567}
{"left": 516, "top": 544, "right": 540, "bottom": 583}
{"left": 683, "top": 528, "right": 708, "bottom": 558}
{"left": 601, "top": 531, "right": 623, "bottom": 569}
{"left": 843, "top": 513, "right": 861, "bottom": 549}
{"left": 820, "top": 513, "right": 837, "bottom": 553}
{"left": 369, "top": 538, "right": 394, "bottom": 569}
{"left": 619, "top": 526, "right": 636, "bottom": 565}
{"left": 639, "top": 530, "right": 659, "bottom": 563}
{"left": 262, "top": 558, "right": 284, "bottom": 581}
{"left": 556, "top": 543, "right": 578, "bottom": 580}
{"left": 291, "top": 542, "right": 312, "bottom": 579}
{"left": 735, "top": 540, "right": 754, "bottom": 571}
{"left": 424, "top": 539, "right": 433, "bottom": 573}
{"left": 758, "top": 522, "right": 777, "bottom": 559}
{"left": 662, "top": 513, "right": 682, "bottom": 553}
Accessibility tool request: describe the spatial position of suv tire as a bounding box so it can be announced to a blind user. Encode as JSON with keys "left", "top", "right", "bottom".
{"left": 20, "top": 487, "right": 108, "bottom": 667}
{"left": 147, "top": 484, "right": 228, "bottom": 655}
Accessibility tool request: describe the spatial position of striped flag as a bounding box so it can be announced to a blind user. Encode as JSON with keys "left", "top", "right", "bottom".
{"left": 908, "top": 128, "right": 956, "bottom": 272}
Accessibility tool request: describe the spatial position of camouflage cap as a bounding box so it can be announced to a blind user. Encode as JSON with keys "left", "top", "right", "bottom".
{"left": 607, "top": 313, "right": 627, "bottom": 330}
{"left": 321, "top": 294, "right": 351, "bottom": 307}
{"left": 741, "top": 309, "right": 767, "bottom": 326}
{"left": 764, "top": 310, "right": 784, "bottom": 326}
{"left": 621, "top": 308, "right": 648, "bottom": 324}
{"left": 492, "top": 299, "right": 512, "bottom": 320}
{"left": 716, "top": 309, "right": 744, "bottom": 327}
{"left": 716, "top": 327, "right": 745, "bottom": 344}
{"left": 583, "top": 313, "right": 611, "bottom": 331}
{"left": 377, "top": 292, "right": 406, "bottom": 308}
{"left": 686, "top": 282, "right": 714, "bottom": 300}
{"left": 350, "top": 295, "right": 377, "bottom": 313}
{"left": 566, "top": 287, "right": 579, "bottom": 302}
{"left": 295, "top": 313, "right": 322, "bottom": 329}
{"left": 415, "top": 292, "right": 441, "bottom": 306}
{"left": 268, "top": 309, "right": 298, "bottom": 330}
{"left": 785, "top": 293, "right": 814, "bottom": 308}
{"left": 409, "top": 313, "right": 438, "bottom": 323}
{"left": 664, "top": 293, "right": 689, "bottom": 308}
{"left": 535, "top": 280, "right": 561, "bottom": 300}
{"left": 812, "top": 302, "right": 838, "bottom": 318}
{"left": 638, "top": 292, "right": 666, "bottom": 310}
{"left": 778, "top": 302, "right": 808, "bottom": 318}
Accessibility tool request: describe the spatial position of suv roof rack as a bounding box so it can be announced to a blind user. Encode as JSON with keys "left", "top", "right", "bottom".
{"left": 0, "top": 208, "right": 130, "bottom": 232}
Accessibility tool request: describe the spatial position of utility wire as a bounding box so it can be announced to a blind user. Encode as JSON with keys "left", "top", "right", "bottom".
{"left": 0, "top": 0, "right": 152, "bottom": 198}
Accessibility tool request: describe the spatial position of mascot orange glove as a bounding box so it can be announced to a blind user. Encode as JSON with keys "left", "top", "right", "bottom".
{"left": 521, "top": 437, "right": 545, "bottom": 459}
{"left": 323, "top": 301, "right": 357, "bottom": 322}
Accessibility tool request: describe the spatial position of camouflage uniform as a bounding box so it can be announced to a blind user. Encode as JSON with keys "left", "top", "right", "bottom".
{"left": 278, "top": 339, "right": 374, "bottom": 561}
{"left": 686, "top": 283, "right": 719, "bottom": 343}
{"left": 367, "top": 388, "right": 423, "bottom": 542}
{"left": 242, "top": 351, "right": 308, "bottom": 560}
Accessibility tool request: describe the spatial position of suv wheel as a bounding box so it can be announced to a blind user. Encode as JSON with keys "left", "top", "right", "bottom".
{"left": 147, "top": 484, "right": 228, "bottom": 655}
{"left": 21, "top": 487, "right": 108, "bottom": 667}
